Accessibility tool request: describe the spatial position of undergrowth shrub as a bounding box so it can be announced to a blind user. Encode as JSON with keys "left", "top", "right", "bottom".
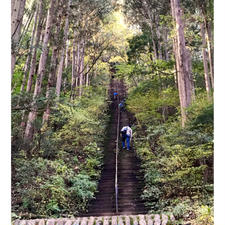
{"left": 12, "top": 87, "right": 110, "bottom": 218}
{"left": 69, "top": 174, "right": 97, "bottom": 211}
{"left": 126, "top": 81, "right": 213, "bottom": 224}
{"left": 126, "top": 81, "right": 179, "bottom": 125}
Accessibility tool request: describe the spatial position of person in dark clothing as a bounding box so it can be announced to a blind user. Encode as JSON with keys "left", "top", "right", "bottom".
{"left": 113, "top": 92, "right": 118, "bottom": 100}
{"left": 118, "top": 100, "right": 125, "bottom": 112}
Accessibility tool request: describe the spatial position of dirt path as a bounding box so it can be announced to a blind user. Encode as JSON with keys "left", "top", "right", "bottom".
{"left": 82, "top": 79, "right": 147, "bottom": 216}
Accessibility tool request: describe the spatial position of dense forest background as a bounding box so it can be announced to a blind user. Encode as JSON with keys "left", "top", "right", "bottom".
{"left": 1, "top": 0, "right": 225, "bottom": 224}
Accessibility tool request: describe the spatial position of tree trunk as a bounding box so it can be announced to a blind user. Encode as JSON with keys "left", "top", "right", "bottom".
{"left": 20, "top": 2, "right": 39, "bottom": 92}
{"left": 187, "top": 48, "right": 195, "bottom": 100}
{"left": 11, "top": 0, "right": 23, "bottom": 47}
{"left": 24, "top": 0, "right": 55, "bottom": 140}
{"left": 148, "top": 21, "right": 157, "bottom": 60}
{"left": 172, "top": 29, "right": 178, "bottom": 89}
{"left": 79, "top": 40, "right": 85, "bottom": 97}
{"left": 42, "top": 0, "right": 63, "bottom": 124}
{"left": 42, "top": 46, "right": 58, "bottom": 124}
{"left": 11, "top": 0, "right": 16, "bottom": 15}
{"left": 63, "top": 77, "right": 67, "bottom": 94}
{"left": 63, "top": 40, "right": 69, "bottom": 95}
{"left": 75, "top": 77, "right": 78, "bottom": 88}
{"left": 163, "top": 29, "right": 169, "bottom": 61}
{"left": 86, "top": 65, "right": 89, "bottom": 87}
{"left": 142, "top": 2, "right": 158, "bottom": 60}
{"left": 171, "top": 0, "right": 193, "bottom": 127}
{"left": 17, "top": 8, "right": 34, "bottom": 51}
{"left": 39, "top": 26, "right": 45, "bottom": 44}
{"left": 201, "top": 23, "right": 211, "bottom": 98}
{"left": 26, "top": 0, "right": 44, "bottom": 93}
{"left": 56, "top": 0, "right": 71, "bottom": 99}
{"left": 155, "top": 24, "right": 163, "bottom": 60}
{"left": 65, "top": 39, "right": 70, "bottom": 69}
{"left": 204, "top": 18, "right": 214, "bottom": 88}
{"left": 71, "top": 33, "right": 77, "bottom": 100}
{"left": 20, "top": 1, "right": 43, "bottom": 130}
{"left": 75, "top": 40, "right": 81, "bottom": 97}
{"left": 11, "top": 0, "right": 26, "bottom": 77}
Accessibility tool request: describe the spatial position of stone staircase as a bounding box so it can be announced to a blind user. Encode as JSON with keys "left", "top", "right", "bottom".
{"left": 81, "top": 99, "right": 117, "bottom": 216}
{"left": 12, "top": 214, "right": 175, "bottom": 225}
{"left": 117, "top": 150, "right": 146, "bottom": 215}
{"left": 116, "top": 102, "right": 147, "bottom": 215}
{"left": 83, "top": 81, "right": 148, "bottom": 216}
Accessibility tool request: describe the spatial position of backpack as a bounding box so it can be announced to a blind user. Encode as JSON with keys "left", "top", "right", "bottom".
{"left": 121, "top": 129, "right": 127, "bottom": 137}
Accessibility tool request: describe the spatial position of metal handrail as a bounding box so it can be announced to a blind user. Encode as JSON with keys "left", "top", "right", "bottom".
{"left": 115, "top": 91, "right": 120, "bottom": 213}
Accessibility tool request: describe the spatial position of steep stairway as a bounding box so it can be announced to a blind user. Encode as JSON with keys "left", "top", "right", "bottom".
{"left": 81, "top": 80, "right": 118, "bottom": 216}
{"left": 117, "top": 106, "right": 147, "bottom": 215}
{"left": 82, "top": 79, "right": 147, "bottom": 216}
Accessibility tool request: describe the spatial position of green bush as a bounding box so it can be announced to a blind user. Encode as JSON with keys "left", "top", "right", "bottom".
{"left": 12, "top": 86, "right": 110, "bottom": 218}
{"left": 195, "top": 205, "right": 213, "bottom": 225}
{"left": 172, "top": 201, "right": 192, "bottom": 219}
{"left": 126, "top": 81, "right": 179, "bottom": 125}
{"left": 126, "top": 80, "right": 213, "bottom": 223}
{"left": 69, "top": 174, "right": 97, "bottom": 211}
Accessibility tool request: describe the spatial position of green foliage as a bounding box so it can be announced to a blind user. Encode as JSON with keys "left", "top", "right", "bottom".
{"left": 11, "top": 64, "right": 24, "bottom": 93}
{"left": 127, "top": 32, "right": 153, "bottom": 63}
{"left": 187, "top": 94, "right": 213, "bottom": 130}
{"left": 172, "top": 201, "right": 192, "bottom": 219}
{"left": 115, "top": 63, "right": 135, "bottom": 78}
{"left": 69, "top": 174, "right": 97, "bottom": 211}
{"left": 192, "top": 104, "right": 213, "bottom": 126}
{"left": 195, "top": 205, "right": 213, "bottom": 225}
{"left": 126, "top": 80, "right": 179, "bottom": 124}
{"left": 12, "top": 87, "right": 110, "bottom": 218}
{"left": 192, "top": 60, "right": 205, "bottom": 89}
{"left": 127, "top": 80, "right": 213, "bottom": 223}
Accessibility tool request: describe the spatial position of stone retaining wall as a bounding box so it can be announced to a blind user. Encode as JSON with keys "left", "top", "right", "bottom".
{"left": 12, "top": 214, "right": 175, "bottom": 225}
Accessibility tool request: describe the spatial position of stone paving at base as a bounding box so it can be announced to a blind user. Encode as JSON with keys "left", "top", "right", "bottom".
{"left": 12, "top": 214, "right": 175, "bottom": 225}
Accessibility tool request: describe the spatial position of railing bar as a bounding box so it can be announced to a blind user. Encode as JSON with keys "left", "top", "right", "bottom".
{"left": 115, "top": 84, "right": 120, "bottom": 213}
